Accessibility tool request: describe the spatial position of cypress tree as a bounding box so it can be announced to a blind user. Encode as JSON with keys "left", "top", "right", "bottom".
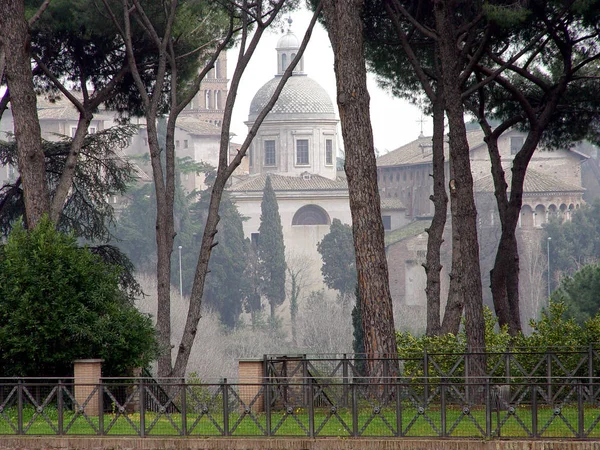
{"left": 352, "top": 283, "right": 366, "bottom": 377}
{"left": 258, "top": 176, "right": 286, "bottom": 323}
{"left": 204, "top": 198, "right": 249, "bottom": 329}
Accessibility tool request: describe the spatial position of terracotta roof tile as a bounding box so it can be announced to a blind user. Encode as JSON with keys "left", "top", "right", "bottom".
{"left": 229, "top": 172, "right": 348, "bottom": 192}
{"left": 377, "top": 130, "right": 486, "bottom": 167}
{"left": 381, "top": 197, "right": 406, "bottom": 210}
{"left": 474, "top": 167, "right": 584, "bottom": 193}
{"left": 176, "top": 117, "right": 222, "bottom": 135}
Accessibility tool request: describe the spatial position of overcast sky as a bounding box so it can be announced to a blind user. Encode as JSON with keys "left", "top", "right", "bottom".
{"left": 227, "top": 7, "right": 433, "bottom": 155}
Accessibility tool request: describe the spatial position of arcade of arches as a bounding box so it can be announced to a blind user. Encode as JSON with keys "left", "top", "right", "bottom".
{"left": 519, "top": 201, "right": 581, "bottom": 228}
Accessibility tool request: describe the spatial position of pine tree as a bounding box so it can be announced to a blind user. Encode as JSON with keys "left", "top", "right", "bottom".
{"left": 203, "top": 198, "right": 249, "bottom": 329}
{"left": 258, "top": 176, "right": 286, "bottom": 324}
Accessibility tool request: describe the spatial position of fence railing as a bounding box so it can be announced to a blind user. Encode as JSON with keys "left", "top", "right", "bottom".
{"left": 264, "top": 346, "right": 600, "bottom": 384}
{"left": 1, "top": 376, "right": 600, "bottom": 438}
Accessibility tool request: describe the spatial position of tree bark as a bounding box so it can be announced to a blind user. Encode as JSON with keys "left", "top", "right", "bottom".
{"left": 172, "top": 2, "right": 321, "bottom": 379}
{"left": 322, "top": 0, "right": 399, "bottom": 378}
{"left": 434, "top": 0, "right": 486, "bottom": 372}
{"left": 0, "top": 0, "right": 50, "bottom": 228}
{"left": 424, "top": 96, "right": 447, "bottom": 336}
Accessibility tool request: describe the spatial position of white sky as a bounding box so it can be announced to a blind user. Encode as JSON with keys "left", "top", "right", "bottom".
{"left": 227, "top": 7, "right": 433, "bottom": 155}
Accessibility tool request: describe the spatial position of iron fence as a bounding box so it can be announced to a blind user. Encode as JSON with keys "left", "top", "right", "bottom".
{"left": 1, "top": 376, "right": 600, "bottom": 438}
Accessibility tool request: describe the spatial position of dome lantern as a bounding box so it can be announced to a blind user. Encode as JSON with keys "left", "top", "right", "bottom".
{"left": 276, "top": 18, "right": 303, "bottom": 75}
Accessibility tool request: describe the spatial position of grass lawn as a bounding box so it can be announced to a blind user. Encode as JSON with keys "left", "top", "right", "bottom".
{"left": 2, "top": 405, "right": 600, "bottom": 438}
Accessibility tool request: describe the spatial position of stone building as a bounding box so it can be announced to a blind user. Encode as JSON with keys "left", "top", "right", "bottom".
{"left": 228, "top": 27, "right": 352, "bottom": 291}
{"left": 0, "top": 94, "right": 113, "bottom": 186}
{"left": 378, "top": 129, "right": 589, "bottom": 330}
{"left": 0, "top": 51, "right": 230, "bottom": 194}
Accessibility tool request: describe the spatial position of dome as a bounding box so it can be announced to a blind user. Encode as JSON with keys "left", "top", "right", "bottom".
{"left": 277, "top": 31, "right": 299, "bottom": 49}
{"left": 248, "top": 75, "right": 336, "bottom": 120}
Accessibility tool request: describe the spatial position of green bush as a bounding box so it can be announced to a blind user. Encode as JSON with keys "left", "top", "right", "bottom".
{"left": 396, "top": 304, "right": 600, "bottom": 382}
{"left": 396, "top": 307, "right": 512, "bottom": 381}
{"left": 0, "top": 217, "right": 158, "bottom": 377}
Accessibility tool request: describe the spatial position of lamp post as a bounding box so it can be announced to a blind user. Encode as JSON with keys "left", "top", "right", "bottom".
{"left": 178, "top": 245, "right": 183, "bottom": 300}
{"left": 547, "top": 237, "right": 551, "bottom": 299}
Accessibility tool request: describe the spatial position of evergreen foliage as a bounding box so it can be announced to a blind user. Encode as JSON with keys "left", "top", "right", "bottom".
{"left": 545, "top": 199, "right": 600, "bottom": 289}
{"left": 397, "top": 303, "right": 600, "bottom": 380}
{"left": 257, "top": 176, "right": 286, "bottom": 320}
{"left": 0, "top": 217, "right": 158, "bottom": 377}
{"left": 115, "top": 171, "right": 251, "bottom": 329}
{"left": 351, "top": 284, "right": 366, "bottom": 376}
{"left": 317, "top": 218, "right": 356, "bottom": 297}
{"left": 115, "top": 174, "right": 201, "bottom": 293}
{"left": 551, "top": 264, "right": 600, "bottom": 325}
{"left": 0, "top": 126, "right": 143, "bottom": 298}
{"left": 203, "top": 197, "right": 250, "bottom": 329}
{"left": 0, "top": 126, "right": 139, "bottom": 241}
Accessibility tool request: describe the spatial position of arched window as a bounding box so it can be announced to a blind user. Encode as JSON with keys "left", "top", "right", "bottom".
{"left": 281, "top": 53, "right": 287, "bottom": 72}
{"left": 205, "top": 90, "right": 211, "bottom": 109}
{"left": 215, "top": 90, "right": 221, "bottom": 110}
{"left": 521, "top": 205, "right": 534, "bottom": 228}
{"left": 535, "top": 204, "right": 546, "bottom": 227}
{"left": 292, "top": 205, "right": 330, "bottom": 225}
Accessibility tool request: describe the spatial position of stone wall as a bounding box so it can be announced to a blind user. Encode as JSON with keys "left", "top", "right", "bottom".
{"left": 2, "top": 436, "right": 600, "bottom": 450}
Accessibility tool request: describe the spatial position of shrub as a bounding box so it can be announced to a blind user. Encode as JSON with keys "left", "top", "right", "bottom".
{"left": 396, "top": 303, "right": 600, "bottom": 382}
{"left": 0, "top": 217, "right": 158, "bottom": 377}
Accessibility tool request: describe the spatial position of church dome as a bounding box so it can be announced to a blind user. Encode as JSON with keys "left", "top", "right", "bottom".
{"left": 248, "top": 75, "right": 336, "bottom": 121}
{"left": 277, "top": 31, "right": 299, "bottom": 49}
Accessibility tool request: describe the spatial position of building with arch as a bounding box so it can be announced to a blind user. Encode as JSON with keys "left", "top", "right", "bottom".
{"left": 229, "top": 26, "right": 354, "bottom": 291}
{"left": 378, "top": 127, "right": 591, "bottom": 331}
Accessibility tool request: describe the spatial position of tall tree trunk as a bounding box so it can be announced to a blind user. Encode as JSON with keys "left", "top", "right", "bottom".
{"left": 434, "top": 0, "right": 486, "bottom": 374}
{"left": 424, "top": 96, "right": 447, "bottom": 336}
{"left": 0, "top": 0, "right": 50, "bottom": 228}
{"left": 148, "top": 117, "right": 176, "bottom": 377}
{"left": 440, "top": 142, "right": 464, "bottom": 336}
{"left": 322, "top": 0, "right": 399, "bottom": 378}
{"left": 482, "top": 131, "right": 513, "bottom": 331}
{"left": 172, "top": 2, "right": 321, "bottom": 379}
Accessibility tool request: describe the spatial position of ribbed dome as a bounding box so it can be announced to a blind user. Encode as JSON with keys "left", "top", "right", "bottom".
{"left": 248, "top": 75, "right": 336, "bottom": 120}
{"left": 277, "top": 31, "right": 299, "bottom": 49}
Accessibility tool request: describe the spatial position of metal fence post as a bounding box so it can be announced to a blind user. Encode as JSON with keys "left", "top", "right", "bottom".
{"left": 423, "top": 349, "right": 429, "bottom": 404}
{"left": 57, "top": 380, "right": 64, "bottom": 435}
{"left": 383, "top": 358, "right": 389, "bottom": 401}
{"left": 307, "top": 377, "right": 314, "bottom": 438}
{"left": 531, "top": 383, "right": 538, "bottom": 438}
{"left": 139, "top": 378, "right": 145, "bottom": 437}
{"left": 465, "top": 348, "right": 470, "bottom": 404}
{"left": 395, "top": 380, "right": 402, "bottom": 437}
{"left": 578, "top": 379, "right": 584, "bottom": 438}
{"left": 17, "top": 380, "right": 23, "bottom": 435}
{"left": 352, "top": 383, "right": 358, "bottom": 437}
{"left": 342, "top": 353, "right": 349, "bottom": 407}
{"left": 98, "top": 380, "right": 104, "bottom": 435}
{"left": 546, "top": 352, "right": 552, "bottom": 403}
{"left": 222, "top": 378, "right": 229, "bottom": 437}
{"left": 181, "top": 379, "right": 187, "bottom": 436}
{"left": 440, "top": 379, "right": 446, "bottom": 437}
{"left": 484, "top": 379, "right": 491, "bottom": 438}
{"left": 265, "top": 378, "right": 271, "bottom": 436}
{"left": 588, "top": 344, "right": 594, "bottom": 397}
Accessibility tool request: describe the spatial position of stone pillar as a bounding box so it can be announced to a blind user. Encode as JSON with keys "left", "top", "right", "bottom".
{"left": 238, "top": 359, "right": 264, "bottom": 413}
{"left": 73, "top": 359, "right": 103, "bottom": 416}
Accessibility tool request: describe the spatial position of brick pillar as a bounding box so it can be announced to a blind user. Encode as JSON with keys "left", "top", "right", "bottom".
{"left": 238, "top": 359, "right": 264, "bottom": 413}
{"left": 73, "top": 359, "right": 103, "bottom": 416}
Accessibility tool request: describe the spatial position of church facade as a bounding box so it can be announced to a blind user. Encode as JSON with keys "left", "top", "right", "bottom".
{"left": 228, "top": 27, "right": 353, "bottom": 292}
